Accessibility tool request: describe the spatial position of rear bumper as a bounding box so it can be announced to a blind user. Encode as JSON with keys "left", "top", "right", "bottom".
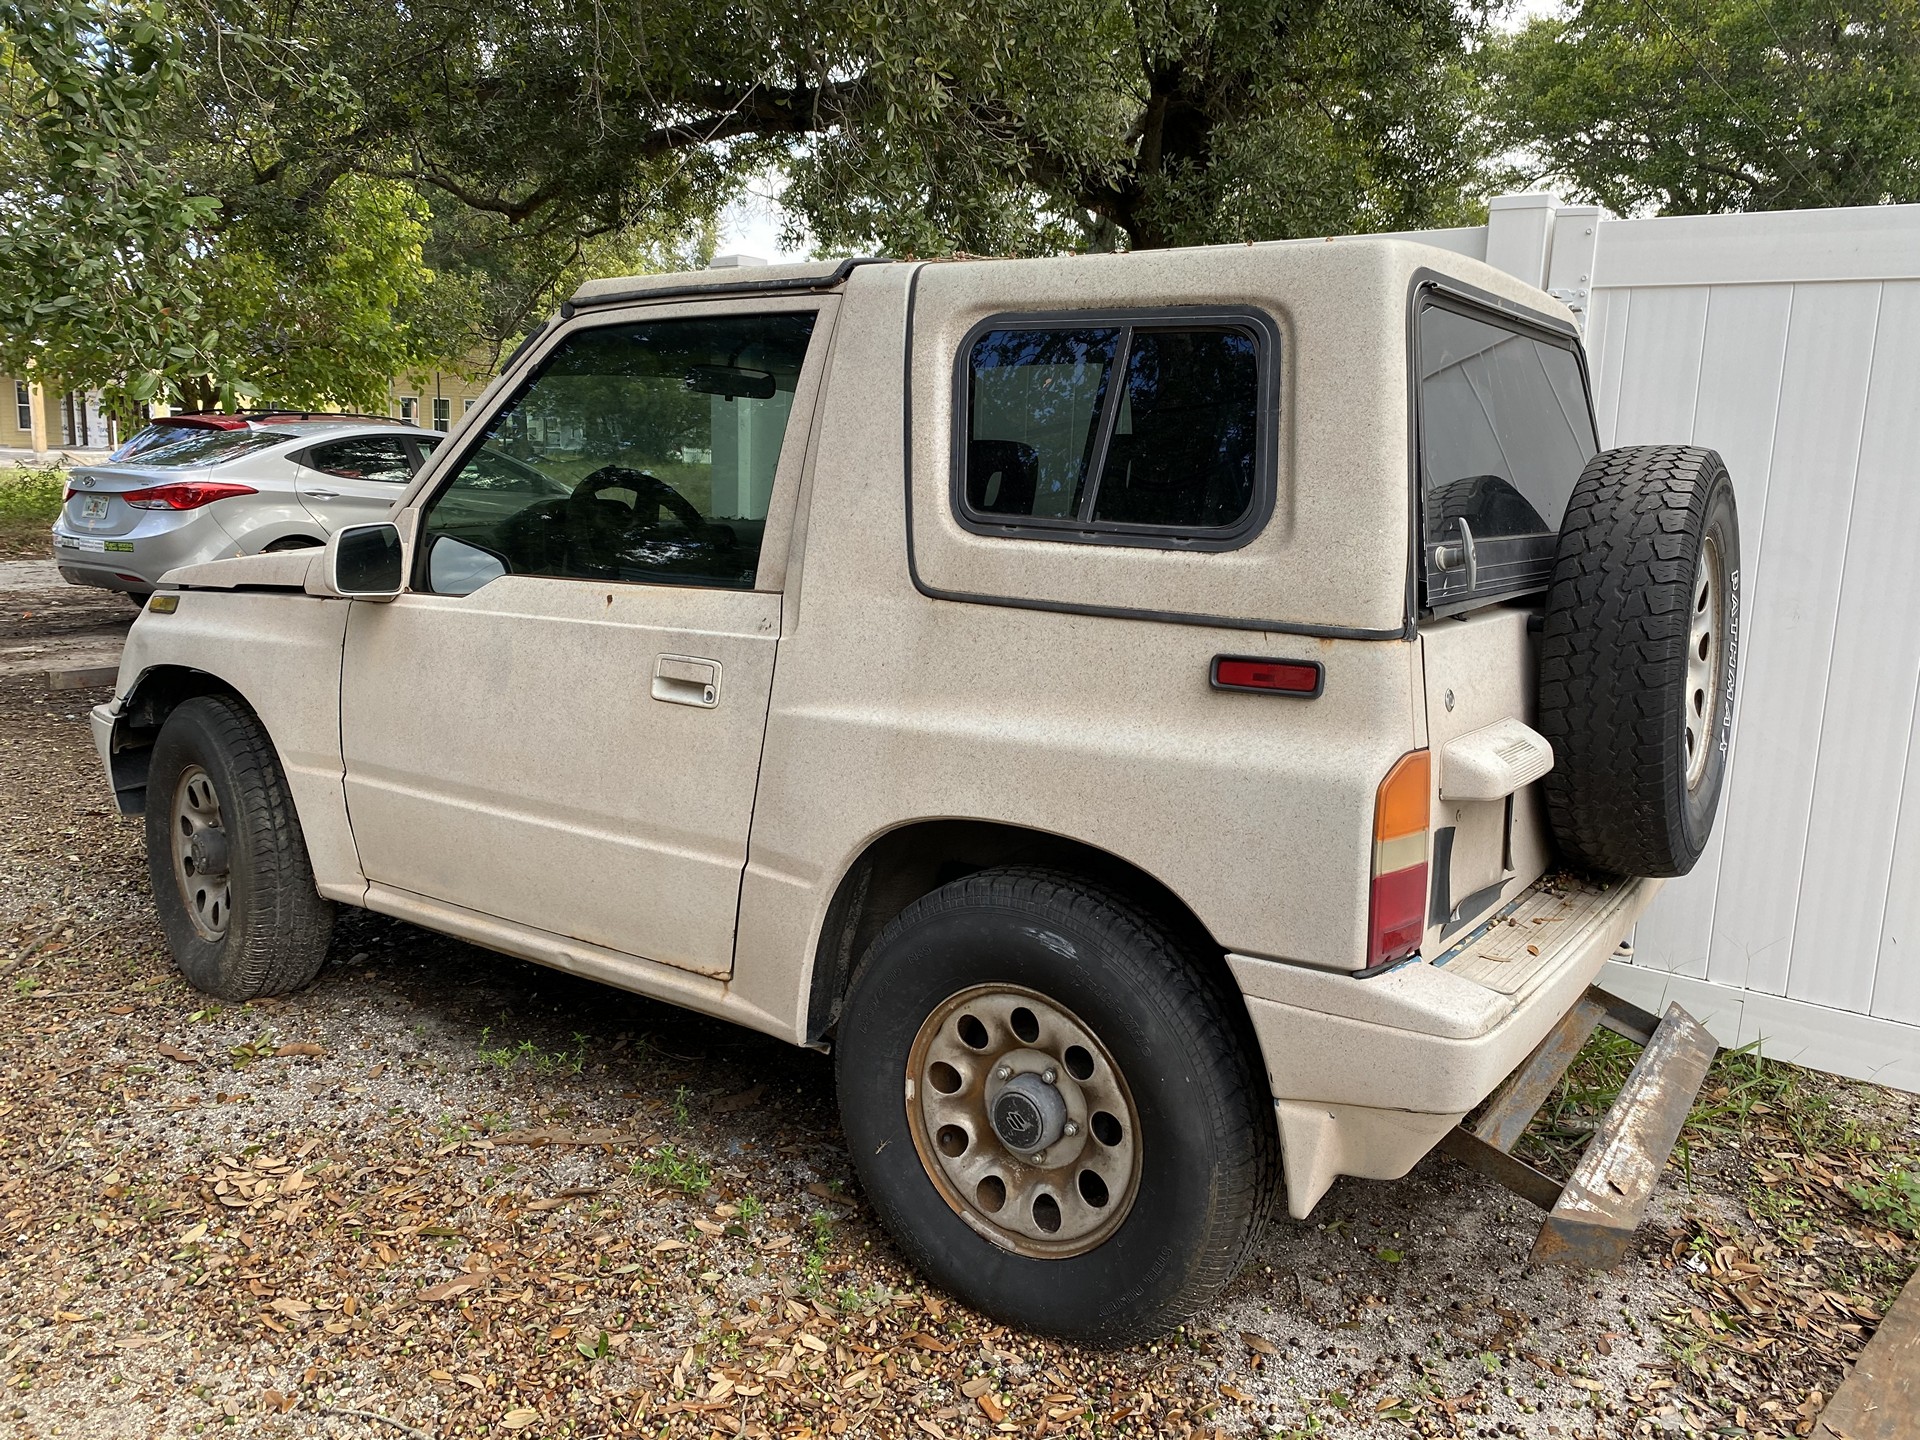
{"left": 1231, "top": 875, "right": 1660, "bottom": 1215}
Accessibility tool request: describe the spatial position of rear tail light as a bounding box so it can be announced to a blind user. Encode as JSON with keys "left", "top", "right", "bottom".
{"left": 120, "top": 481, "right": 257, "bottom": 510}
{"left": 1367, "top": 750, "right": 1431, "bottom": 969}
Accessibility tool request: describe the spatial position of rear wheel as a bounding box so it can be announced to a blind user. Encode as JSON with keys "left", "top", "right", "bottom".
{"left": 145, "top": 696, "right": 334, "bottom": 1000}
{"left": 835, "top": 868, "right": 1277, "bottom": 1344}
{"left": 1538, "top": 445, "right": 1741, "bottom": 876}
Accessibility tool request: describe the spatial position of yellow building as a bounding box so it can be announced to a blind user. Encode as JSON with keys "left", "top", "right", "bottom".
{"left": 0, "top": 378, "right": 114, "bottom": 452}
{"left": 386, "top": 366, "right": 493, "bottom": 434}
{"left": 2, "top": 357, "right": 495, "bottom": 454}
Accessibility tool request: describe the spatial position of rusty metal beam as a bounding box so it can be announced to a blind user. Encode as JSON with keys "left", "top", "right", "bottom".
{"left": 1532, "top": 1001, "right": 1718, "bottom": 1269}
{"left": 1470, "top": 992, "right": 1608, "bottom": 1153}
{"left": 1439, "top": 1127, "right": 1564, "bottom": 1211}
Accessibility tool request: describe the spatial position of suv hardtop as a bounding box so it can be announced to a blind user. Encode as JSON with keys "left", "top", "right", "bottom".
{"left": 90, "top": 238, "right": 1740, "bottom": 1343}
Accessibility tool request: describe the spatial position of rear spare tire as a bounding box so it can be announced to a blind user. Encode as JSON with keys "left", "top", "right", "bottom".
{"left": 1538, "top": 445, "right": 1740, "bottom": 877}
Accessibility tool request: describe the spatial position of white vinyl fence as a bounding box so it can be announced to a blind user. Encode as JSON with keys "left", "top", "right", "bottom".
{"left": 1400, "top": 194, "right": 1920, "bottom": 1093}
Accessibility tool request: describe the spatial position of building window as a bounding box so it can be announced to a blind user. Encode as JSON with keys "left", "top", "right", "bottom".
{"left": 432, "top": 396, "right": 451, "bottom": 432}
{"left": 15, "top": 381, "right": 31, "bottom": 433}
{"left": 463, "top": 398, "right": 475, "bottom": 414}
{"left": 398, "top": 395, "right": 418, "bottom": 424}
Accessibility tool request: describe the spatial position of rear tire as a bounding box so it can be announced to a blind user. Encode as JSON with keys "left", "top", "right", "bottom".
{"left": 1538, "top": 446, "right": 1741, "bottom": 876}
{"left": 835, "top": 867, "right": 1277, "bottom": 1344}
{"left": 145, "top": 696, "right": 334, "bottom": 1000}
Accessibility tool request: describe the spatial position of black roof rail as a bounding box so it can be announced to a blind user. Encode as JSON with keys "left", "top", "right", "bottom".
{"left": 559, "top": 256, "right": 889, "bottom": 320}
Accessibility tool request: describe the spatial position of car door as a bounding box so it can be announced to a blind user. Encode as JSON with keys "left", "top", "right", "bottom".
{"left": 294, "top": 434, "right": 419, "bottom": 531}
{"left": 338, "top": 297, "right": 832, "bottom": 978}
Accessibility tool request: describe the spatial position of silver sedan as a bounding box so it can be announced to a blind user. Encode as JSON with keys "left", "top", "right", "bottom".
{"left": 52, "top": 416, "right": 447, "bottom": 596}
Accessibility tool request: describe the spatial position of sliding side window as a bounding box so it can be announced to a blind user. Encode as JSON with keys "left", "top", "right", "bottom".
{"left": 956, "top": 313, "right": 1274, "bottom": 549}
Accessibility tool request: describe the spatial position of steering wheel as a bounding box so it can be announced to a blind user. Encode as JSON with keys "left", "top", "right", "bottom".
{"left": 565, "top": 466, "right": 709, "bottom": 571}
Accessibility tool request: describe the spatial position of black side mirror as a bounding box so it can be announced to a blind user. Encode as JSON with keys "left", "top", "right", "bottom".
{"left": 331, "top": 523, "right": 405, "bottom": 598}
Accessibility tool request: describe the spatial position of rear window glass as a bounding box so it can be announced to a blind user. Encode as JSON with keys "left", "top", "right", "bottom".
{"left": 1418, "top": 300, "right": 1597, "bottom": 607}
{"left": 107, "top": 426, "right": 284, "bottom": 469}
{"left": 960, "top": 318, "right": 1269, "bottom": 544}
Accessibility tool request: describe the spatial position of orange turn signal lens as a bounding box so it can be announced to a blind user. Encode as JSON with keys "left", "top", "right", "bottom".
{"left": 1367, "top": 750, "right": 1431, "bottom": 970}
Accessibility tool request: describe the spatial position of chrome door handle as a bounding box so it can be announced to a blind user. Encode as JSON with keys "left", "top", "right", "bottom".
{"left": 652, "top": 654, "right": 720, "bottom": 708}
{"left": 306, "top": 487, "right": 340, "bottom": 500}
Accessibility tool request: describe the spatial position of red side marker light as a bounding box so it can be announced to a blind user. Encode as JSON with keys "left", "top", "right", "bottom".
{"left": 1211, "top": 655, "right": 1324, "bottom": 697}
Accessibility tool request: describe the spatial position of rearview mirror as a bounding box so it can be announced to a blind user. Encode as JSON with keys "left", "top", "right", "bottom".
{"left": 330, "top": 522, "right": 405, "bottom": 599}
{"left": 684, "top": 364, "right": 776, "bottom": 401}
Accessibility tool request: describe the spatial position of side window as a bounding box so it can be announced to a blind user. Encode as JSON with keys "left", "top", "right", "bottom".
{"left": 420, "top": 310, "right": 817, "bottom": 593}
{"left": 306, "top": 436, "right": 414, "bottom": 483}
{"left": 1418, "top": 300, "right": 1597, "bottom": 607}
{"left": 959, "top": 316, "right": 1269, "bottom": 545}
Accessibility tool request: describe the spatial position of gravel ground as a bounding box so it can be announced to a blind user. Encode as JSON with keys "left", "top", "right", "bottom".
{"left": 0, "top": 574, "right": 1914, "bottom": 1440}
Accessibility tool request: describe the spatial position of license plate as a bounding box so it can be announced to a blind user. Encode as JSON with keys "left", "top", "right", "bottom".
{"left": 62, "top": 536, "right": 107, "bottom": 552}
{"left": 81, "top": 495, "right": 109, "bottom": 519}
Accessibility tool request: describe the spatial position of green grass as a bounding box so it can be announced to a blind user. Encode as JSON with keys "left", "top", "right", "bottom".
{"left": 0, "top": 467, "right": 65, "bottom": 522}
{"left": 0, "top": 467, "right": 65, "bottom": 558}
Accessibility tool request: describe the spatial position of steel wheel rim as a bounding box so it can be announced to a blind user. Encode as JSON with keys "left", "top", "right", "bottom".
{"left": 171, "top": 764, "right": 232, "bottom": 941}
{"left": 905, "top": 983, "right": 1141, "bottom": 1258}
{"left": 1684, "top": 536, "right": 1727, "bottom": 792}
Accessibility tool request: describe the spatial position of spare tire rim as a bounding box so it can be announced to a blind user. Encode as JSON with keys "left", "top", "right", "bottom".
{"left": 905, "top": 984, "right": 1141, "bottom": 1258}
{"left": 1685, "top": 535, "right": 1728, "bottom": 792}
{"left": 171, "top": 764, "right": 232, "bottom": 941}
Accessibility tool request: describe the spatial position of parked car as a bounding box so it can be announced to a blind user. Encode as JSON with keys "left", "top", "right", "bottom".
{"left": 88, "top": 243, "right": 1741, "bottom": 1342}
{"left": 51, "top": 413, "right": 461, "bottom": 596}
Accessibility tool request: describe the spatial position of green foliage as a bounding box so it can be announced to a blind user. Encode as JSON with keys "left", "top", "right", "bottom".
{"left": 0, "top": 0, "right": 238, "bottom": 420}
{"left": 1848, "top": 1165, "right": 1920, "bottom": 1239}
{"left": 0, "top": 468, "right": 65, "bottom": 524}
{"left": 1488, "top": 0, "right": 1920, "bottom": 214}
{"left": 631, "top": 1143, "right": 713, "bottom": 1196}
{"left": 0, "top": 0, "right": 1504, "bottom": 420}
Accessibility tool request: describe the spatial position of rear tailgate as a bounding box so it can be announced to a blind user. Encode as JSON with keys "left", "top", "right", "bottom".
{"left": 1419, "top": 603, "right": 1556, "bottom": 953}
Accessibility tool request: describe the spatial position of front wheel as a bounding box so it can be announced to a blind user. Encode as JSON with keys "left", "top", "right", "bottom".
{"left": 835, "top": 868, "right": 1277, "bottom": 1344}
{"left": 145, "top": 695, "right": 334, "bottom": 1000}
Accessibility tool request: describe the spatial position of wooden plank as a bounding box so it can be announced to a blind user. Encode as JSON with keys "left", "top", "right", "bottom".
{"left": 1816, "top": 1261, "right": 1920, "bottom": 1440}
{"left": 1706, "top": 281, "right": 1883, "bottom": 997}
{"left": 1789, "top": 281, "right": 1920, "bottom": 1013}
{"left": 1631, "top": 284, "right": 1795, "bottom": 982}
{"left": 45, "top": 665, "right": 119, "bottom": 691}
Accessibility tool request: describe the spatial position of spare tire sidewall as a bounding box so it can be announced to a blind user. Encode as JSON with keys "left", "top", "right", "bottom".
{"left": 1682, "top": 476, "right": 1740, "bottom": 858}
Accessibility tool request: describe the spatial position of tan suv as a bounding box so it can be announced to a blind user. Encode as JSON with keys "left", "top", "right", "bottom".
{"left": 90, "top": 240, "right": 1740, "bottom": 1343}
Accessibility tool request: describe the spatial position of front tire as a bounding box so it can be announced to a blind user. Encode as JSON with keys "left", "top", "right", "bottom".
{"left": 835, "top": 868, "right": 1277, "bottom": 1344}
{"left": 145, "top": 696, "right": 334, "bottom": 1000}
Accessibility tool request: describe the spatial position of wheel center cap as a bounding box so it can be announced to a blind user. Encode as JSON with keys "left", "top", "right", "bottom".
{"left": 187, "top": 829, "right": 229, "bottom": 878}
{"left": 990, "top": 1071, "right": 1067, "bottom": 1155}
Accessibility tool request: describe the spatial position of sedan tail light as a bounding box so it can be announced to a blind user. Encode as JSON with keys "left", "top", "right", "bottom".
{"left": 120, "top": 481, "right": 258, "bottom": 511}
{"left": 1367, "top": 750, "right": 1431, "bottom": 970}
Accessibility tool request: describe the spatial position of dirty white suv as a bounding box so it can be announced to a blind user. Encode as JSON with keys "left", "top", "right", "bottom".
{"left": 91, "top": 242, "right": 1740, "bottom": 1343}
